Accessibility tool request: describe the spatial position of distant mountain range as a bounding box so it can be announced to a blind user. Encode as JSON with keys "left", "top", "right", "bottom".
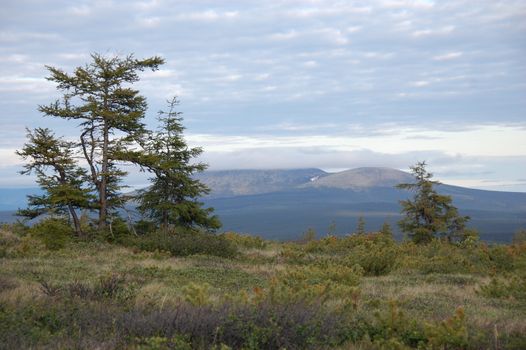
{"left": 2, "top": 167, "right": 526, "bottom": 242}
{"left": 196, "top": 167, "right": 526, "bottom": 242}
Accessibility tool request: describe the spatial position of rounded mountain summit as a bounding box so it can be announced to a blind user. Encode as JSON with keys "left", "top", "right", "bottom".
{"left": 195, "top": 167, "right": 414, "bottom": 198}
{"left": 302, "top": 167, "right": 414, "bottom": 190}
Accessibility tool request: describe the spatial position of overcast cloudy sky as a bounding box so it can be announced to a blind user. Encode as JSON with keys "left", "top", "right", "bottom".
{"left": 1, "top": 0, "right": 525, "bottom": 191}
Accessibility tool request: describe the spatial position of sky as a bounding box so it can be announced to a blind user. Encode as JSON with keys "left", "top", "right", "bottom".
{"left": 1, "top": 0, "right": 525, "bottom": 191}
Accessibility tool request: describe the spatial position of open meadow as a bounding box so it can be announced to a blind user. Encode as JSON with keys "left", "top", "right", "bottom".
{"left": 1, "top": 227, "right": 525, "bottom": 349}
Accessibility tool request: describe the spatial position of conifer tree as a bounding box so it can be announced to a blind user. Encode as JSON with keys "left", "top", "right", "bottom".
{"left": 397, "top": 161, "right": 472, "bottom": 243}
{"left": 380, "top": 221, "right": 393, "bottom": 238}
{"left": 133, "top": 98, "right": 221, "bottom": 231}
{"left": 39, "top": 53, "right": 164, "bottom": 229}
{"left": 16, "top": 128, "right": 92, "bottom": 236}
{"left": 356, "top": 216, "right": 366, "bottom": 235}
{"left": 327, "top": 220, "right": 337, "bottom": 236}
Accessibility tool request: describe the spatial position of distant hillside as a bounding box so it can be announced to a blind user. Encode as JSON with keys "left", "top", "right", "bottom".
{"left": 1, "top": 168, "right": 525, "bottom": 242}
{"left": 196, "top": 167, "right": 526, "bottom": 242}
{"left": 300, "top": 167, "right": 414, "bottom": 189}
{"left": 196, "top": 168, "right": 327, "bottom": 198}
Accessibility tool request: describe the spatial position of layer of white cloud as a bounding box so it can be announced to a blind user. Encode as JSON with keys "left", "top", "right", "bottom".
{"left": 184, "top": 125, "right": 526, "bottom": 158}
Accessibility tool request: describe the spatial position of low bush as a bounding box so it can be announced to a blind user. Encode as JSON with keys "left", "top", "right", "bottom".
{"left": 39, "top": 274, "right": 135, "bottom": 303}
{"left": 119, "top": 301, "right": 351, "bottom": 349}
{"left": 101, "top": 217, "right": 132, "bottom": 243}
{"left": 346, "top": 303, "right": 471, "bottom": 349}
{"left": 222, "top": 231, "right": 267, "bottom": 249}
{"left": 2, "top": 225, "right": 525, "bottom": 349}
{"left": 124, "top": 228, "right": 237, "bottom": 258}
{"left": 281, "top": 233, "right": 398, "bottom": 276}
{"left": 424, "top": 307, "right": 468, "bottom": 349}
{"left": 369, "top": 301, "right": 427, "bottom": 347}
{"left": 487, "top": 245, "right": 516, "bottom": 272}
{"left": 343, "top": 239, "right": 399, "bottom": 276}
{"left": 477, "top": 274, "right": 526, "bottom": 301}
{"left": 30, "top": 218, "right": 72, "bottom": 250}
{"left": 262, "top": 263, "right": 363, "bottom": 308}
{"left": 0, "top": 230, "right": 20, "bottom": 258}
{"left": 0, "top": 298, "right": 351, "bottom": 349}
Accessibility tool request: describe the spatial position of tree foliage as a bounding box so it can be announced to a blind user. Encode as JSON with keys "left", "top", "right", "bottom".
{"left": 397, "top": 161, "right": 475, "bottom": 244}
{"left": 380, "top": 221, "right": 394, "bottom": 238}
{"left": 16, "top": 128, "right": 92, "bottom": 236}
{"left": 39, "top": 53, "right": 164, "bottom": 229}
{"left": 356, "top": 216, "right": 366, "bottom": 235}
{"left": 18, "top": 53, "right": 219, "bottom": 237}
{"left": 132, "top": 98, "right": 221, "bottom": 231}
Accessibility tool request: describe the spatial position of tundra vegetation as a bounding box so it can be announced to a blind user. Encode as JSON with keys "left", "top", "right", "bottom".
{"left": 1, "top": 225, "right": 526, "bottom": 349}
{"left": 1, "top": 54, "right": 525, "bottom": 349}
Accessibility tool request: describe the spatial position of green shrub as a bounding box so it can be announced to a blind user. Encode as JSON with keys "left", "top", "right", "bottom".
{"left": 96, "top": 217, "right": 132, "bottom": 243}
{"left": 300, "top": 227, "right": 317, "bottom": 243}
{"left": 344, "top": 240, "right": 399, "bottom": 276}
{"left": 136, "top": 335, "right": 192, "bottom": 350}
{"left": 222, "top": 232, "right": 267, "bottom": 249}
{"left": 425, "top": 307, "right": 468, "bottom": 349}
{"left": 370, "top": 301, "right": 426, "bottom": 348}
{"left": 0, "top": 230, "right": 21, "bottom": 258}
{"left": 125, "top": 228, "right": 237, "bottom": 258}
{"left": 134, "top": 219, "right": 158, "bottom": 235}
{"left": 478, "top": 275, "right": 526, "bottom": 301}
{"left": 182, "top": 282, "right": 211, "bottom": 306}
{"left": 488, "top": 245, "right": 515, "bottom": 272}
{"left": 395, "top": 240, "right": 494, "bottom": 275}
{"left": 260, "top": 263, "right": 363, "bottom": 308}
{"left": 290, "top": 233, "right": 398, "bottom": 276}
{"left": 1, "top": 221, "right": 30, "bottom": 237}
{"left": 39, "top": 274, "right": 135, "bottom": 303}
{"left": 30, "top": 218, "right": 72, "bottom": 250}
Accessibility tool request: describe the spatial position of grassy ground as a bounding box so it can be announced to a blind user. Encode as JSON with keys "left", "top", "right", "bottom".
{"left": 1, "top": 228, "right": 525, "bottom": 349}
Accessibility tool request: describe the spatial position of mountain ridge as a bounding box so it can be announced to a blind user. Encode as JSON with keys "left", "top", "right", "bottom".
{"left": 300, "top": 167, "right": 415, "bottom": 190}
{"left": 1, "top": 167, "right": 525, "bottom": 242}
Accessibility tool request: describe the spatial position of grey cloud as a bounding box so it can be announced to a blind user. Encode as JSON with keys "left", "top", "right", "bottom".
{"left": 1, "top": 0, "right": 525, "bottom": 191}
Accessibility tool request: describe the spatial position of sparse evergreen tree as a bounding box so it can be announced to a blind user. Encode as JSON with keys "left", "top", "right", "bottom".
{"left": 512, "top": 228, "right": 526, "bottom": 244}
{"left": 302, "top": 227, "right": 317, "bottom": 242}
{"left": 356, "top": 216, "right": 366, "bottom": 235}
{"left": 397, "top": 161, "right": 472, "bottom": 244}
{"left": 16, "top": 128, "right": 93, "bottom": 236}
{"left": 380, "top": 221, "right": 393, "bottom": 238}
{"left": 132, "top": 98, "right": 221, "bottom": 231}
{"left": 327, "top": 220, "right": 337, "bottom": 236}
{"left": 39, "top": 53, "right": 164, "bottom": 229}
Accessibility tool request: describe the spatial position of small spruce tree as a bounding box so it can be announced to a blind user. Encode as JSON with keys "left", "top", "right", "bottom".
{"left": 356, "top": 216, "right": 366, "bottom": 235}
{"left": 397, "top": 161, "right": 473, "bottom": 244}
{"left": 133, "top": 98, "right": 221, "bottom": 231}
{"left": 327, "top": 220, "right": 337, "bottom": 236}
{"left": 16, "top": 128, "right": 93, "bottom": 236}
{"left": 513, "top": 228, "right": 526, "bottom": 244}
{"left": 380, "top": 221, "right": 394, "bottom": 238}
{"left": 302, "top": 227, "right": 317, "bottom": 242}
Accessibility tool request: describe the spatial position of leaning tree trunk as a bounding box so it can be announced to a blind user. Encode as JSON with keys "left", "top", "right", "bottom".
{"left": 68, "top": 204, "right": 83, "bottom": 237}
{"left": 98, "top": 121, "right": 109, "bottom": 230}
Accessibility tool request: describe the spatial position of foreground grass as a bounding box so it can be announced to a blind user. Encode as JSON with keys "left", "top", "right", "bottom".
{"left": 1, "top": 229, "right": 525, "bottom": 349}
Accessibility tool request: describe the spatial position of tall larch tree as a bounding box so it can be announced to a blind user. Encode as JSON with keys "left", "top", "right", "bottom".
{"left": 39, "top": 53, "right": 164, "bottom": 229}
